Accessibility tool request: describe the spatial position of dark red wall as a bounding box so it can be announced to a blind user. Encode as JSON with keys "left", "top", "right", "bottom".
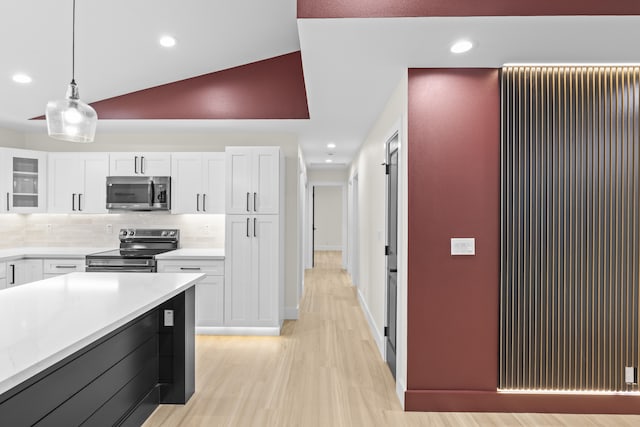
{"left": 89, "top": 51, "right": 309, "bottom": 120}
{"left": 407, "top": 69, "right": 500, "bottom": 393}
{"left": 298, "top": 0, "right": 640, "bottom": 18}
{"left": 405, "top": 68, "right": 640, "bottom": 413}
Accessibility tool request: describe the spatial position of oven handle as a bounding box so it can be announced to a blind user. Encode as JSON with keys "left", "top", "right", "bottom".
{"left": 86, "top": 267, "right": 156, "bottom": 273}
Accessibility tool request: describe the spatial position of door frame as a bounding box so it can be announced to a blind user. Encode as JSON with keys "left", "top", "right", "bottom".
{"left": 306, "top": 181, "right": 348, "bottom": 269}
{"left": 348, "top": 173, "right": 360, "bottom": 287}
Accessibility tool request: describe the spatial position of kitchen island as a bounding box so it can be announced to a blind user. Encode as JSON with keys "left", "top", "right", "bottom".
{"left": 0, "top": 272, "right": 203, "bottom": 426}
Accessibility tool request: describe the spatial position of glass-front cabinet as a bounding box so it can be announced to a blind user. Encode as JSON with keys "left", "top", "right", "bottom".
{"left": 0, "top": 148, "right": 47, "bottom": 213}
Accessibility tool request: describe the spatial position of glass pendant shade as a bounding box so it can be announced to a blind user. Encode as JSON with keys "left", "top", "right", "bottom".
{"left": 46, "top": 81, "right": 97, "bottom": 143}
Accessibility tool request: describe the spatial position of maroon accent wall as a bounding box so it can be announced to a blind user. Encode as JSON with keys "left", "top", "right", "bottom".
{"left": 406, "top": 69, "right": 500, "bottom": 394}
{"left": 405, "top": 68, "right": 640, "bottom": 414}
{"left": 298, "top": 0, "right": 640, "bottom": 18}
{"left": 87, "top": 51, "right": 309, "bottom": 120}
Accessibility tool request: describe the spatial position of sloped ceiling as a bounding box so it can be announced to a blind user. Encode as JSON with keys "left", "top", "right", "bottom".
{"left": 2, "top": 1, "right": 640, "bottom": 166}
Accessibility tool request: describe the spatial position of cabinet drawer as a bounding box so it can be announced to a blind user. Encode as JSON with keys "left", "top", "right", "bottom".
{"left": 157, "top": 259, "right": 224, "bottom": 276}
{"left": 43, "top": 259, "right": 86, "bottom": 274}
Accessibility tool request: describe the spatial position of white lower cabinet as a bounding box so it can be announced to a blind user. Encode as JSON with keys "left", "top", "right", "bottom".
{"left": 43, "top": 258, "right": 85, "bottom": 279}
{"left": 6, "top": 259, "right": 43, "bottom": 287}
{"left": 225, "top": 215, "right": 280, "bottom": 328}
{"left": 157, "top": 259, "right": 224, "bottom": 331}
{"left": 0, "top": 262, "right": 6, "bottom": 289}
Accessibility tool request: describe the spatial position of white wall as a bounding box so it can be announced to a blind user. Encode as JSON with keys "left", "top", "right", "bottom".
{"left": 2, "top": 130, "right": 303, "bottom": 319}
{"left": 0, "top": 127, "right": 25, "bottom": 148}
{"left": 348, "top": 74, "right": 408, "bottom": 406}
{"left": 313, "top": 186, "right": 342, "bottom": 250}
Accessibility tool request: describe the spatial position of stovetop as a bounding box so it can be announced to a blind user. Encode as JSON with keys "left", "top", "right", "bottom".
{"left": 86, "top": 228, "right": 180, "bottom": 260}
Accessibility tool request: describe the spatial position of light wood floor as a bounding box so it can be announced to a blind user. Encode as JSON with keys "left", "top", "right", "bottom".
{"left": 144, "top": 251, "right": 640, "bottom": 426}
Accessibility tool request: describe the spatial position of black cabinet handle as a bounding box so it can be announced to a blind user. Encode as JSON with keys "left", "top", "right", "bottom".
{"left": 72, "top": 193, "right": 76, "bottom": 211}
{"left": 202, "top": 194, "right": 206, "bottom": 212}
{"left": 246, "top": 218, "right": 250, "bottom": 237}
{"left": 6, "top": 192, "right": 9, "bottom": 211}
{"left": 141, "top": 156, "right": 145, "bottom": 174}
{"left": 254, "top": 217, "right": 257, "bottom": 237}
{"left": 9, "top": 264, "right": 15, "bottom": 285}
{"left": 246, "top": 192, "right": 250, "bottom": 212}
{"left": 134, "top": 156, "right": 139, "bottom": 174}
{"left": 180, "top": 267, "right": 201, "bottom": 271}
{"left": 78, "top": 193, "right": 83, "bottom": 211}
{"left": 196, "top": 194, "right": 200, "bottom": 212}
{"left": 253, "top": 192, "right": 257, "bottom": 212}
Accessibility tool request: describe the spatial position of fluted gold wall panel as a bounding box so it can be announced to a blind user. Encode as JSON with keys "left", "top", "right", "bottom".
{"left": 500, "top": 66, "right": 640, "bottom": 392}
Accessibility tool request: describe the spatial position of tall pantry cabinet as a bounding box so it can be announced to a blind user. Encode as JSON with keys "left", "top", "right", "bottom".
{"left": 224, "top": 147, "right": 284, "bottom": 333}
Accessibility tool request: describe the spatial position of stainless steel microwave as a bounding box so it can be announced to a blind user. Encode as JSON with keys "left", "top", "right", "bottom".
{"left": 106, "top": 176, "right": 170, "bottom": 211}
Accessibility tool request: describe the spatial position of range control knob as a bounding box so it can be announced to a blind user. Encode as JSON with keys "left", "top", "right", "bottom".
{"left": 161, "top": 231, "right": 168, "bottom": 237}
{"left": 169, "top": 231, "right": 176, "bottom": 236}
{"left": 129, "top": 230, "right": 135, "bottom": 236}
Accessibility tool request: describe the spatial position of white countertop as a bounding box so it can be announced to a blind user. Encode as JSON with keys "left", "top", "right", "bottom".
{"left": 155, "top": 248, "right": 225, "bottom": 260}
{"left": 0, "top": 247, "right": 110, "bottom": 262}
{"left": 0, "top": 272, "right": 204, "bottom": 395}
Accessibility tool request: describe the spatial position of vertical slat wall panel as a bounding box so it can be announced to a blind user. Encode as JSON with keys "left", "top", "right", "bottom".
{"left": 500, "top": 66, "right": 640, "bottom": 392}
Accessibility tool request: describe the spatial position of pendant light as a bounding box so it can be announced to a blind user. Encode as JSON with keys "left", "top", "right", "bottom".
{"left": 46, "top": 0, "right": 97, "bottom": 143}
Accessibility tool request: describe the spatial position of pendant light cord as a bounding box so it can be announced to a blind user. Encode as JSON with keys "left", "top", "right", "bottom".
{"left": 71, "top": 0, "right": 76, "bottom": 84}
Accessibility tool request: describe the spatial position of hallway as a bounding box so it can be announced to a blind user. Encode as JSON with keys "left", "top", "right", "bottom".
{"left": 144, "top": 251, "right": 640, "bottom": 426}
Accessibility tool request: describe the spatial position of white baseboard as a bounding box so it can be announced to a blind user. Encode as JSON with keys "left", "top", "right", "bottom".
{"left": 315, "top": 245, "right": 342, "bottom": 251}
{"left": 357, "top": 288, "right": 385, "bottom": 358}
{"left": 396, "top": 378, "right": 406, "bottom": 409}
{"left": 196, "top": 326, "right": 281, "bottom": 336}
{"left": 284, "top": 306, "right": 299, "bottom": 320}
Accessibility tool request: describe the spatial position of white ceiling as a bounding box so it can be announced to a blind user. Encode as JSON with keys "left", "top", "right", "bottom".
{"left": 1, "top": 1, "right": 640, "bottom": 167}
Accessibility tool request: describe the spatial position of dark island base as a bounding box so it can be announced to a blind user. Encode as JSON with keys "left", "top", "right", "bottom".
{"left": 0, "top": 287, "right": 195, "bottom": 426}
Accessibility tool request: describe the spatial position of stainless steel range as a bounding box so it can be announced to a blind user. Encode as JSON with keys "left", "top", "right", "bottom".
{"left": 86, "top": 228, "right": 179, "bottom": 272}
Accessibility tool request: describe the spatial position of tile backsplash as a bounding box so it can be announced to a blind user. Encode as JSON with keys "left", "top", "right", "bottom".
{"left": 0, "top": 213, "right": 225, "bottom": 249}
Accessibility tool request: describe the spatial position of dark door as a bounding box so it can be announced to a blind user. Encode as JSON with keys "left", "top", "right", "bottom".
{"left": 312, "top": 185, "right": 316, "bottom": 268}
{"left": 386, "top": 134, "right": 399, "bottom": 378}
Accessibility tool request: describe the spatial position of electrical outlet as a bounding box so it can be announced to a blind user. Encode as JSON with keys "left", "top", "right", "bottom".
{"left": 204, "top": 224, "right": 210, "bottom": 235}
{"left": 164, "top": 310, "right": 174, "bottom": 327}
{"left": 106, "top": 224, "right": 113, "bottom": 234}
{"left": 46, "top": 224, "right": 52, "bottom": 233}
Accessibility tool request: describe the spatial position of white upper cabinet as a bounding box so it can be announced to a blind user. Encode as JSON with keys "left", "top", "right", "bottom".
{"left": 109, "top": 152, "right": 171, "bottom": 176}
{"left": 171, "top": 152, "right": 225, "bottom": 214}
{"left": 48, "top": 153, "right": 109, "bottom": 213}
{"left": 0, "top": 148, "right": 47, "bottom": 213}
{"left": 225, "top": 147, "right": 280, "bottom": 214}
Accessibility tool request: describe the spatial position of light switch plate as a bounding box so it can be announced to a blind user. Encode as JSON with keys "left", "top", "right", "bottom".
{"left": 451, "top": 238, "right": 475, "bottom": 256}
{"left": 625, "top": 366, "right": 636, "bottom": 384}
{"left": 164, "top": 309, "right": 174, "bottom": 327}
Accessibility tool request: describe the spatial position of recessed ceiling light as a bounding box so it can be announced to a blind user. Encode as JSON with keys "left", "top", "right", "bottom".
{"left": 327, "top": 143, "right": 336, "bottom": 149}
{"left": 450, "top": 39, "right": 473, "bottom": 54}
{"left": 159, "top": 35, "right": 176, "bottom": 48}
{"left": 12, "top": 73, "right": 32, "bottom": 84}
{"left": 325, "top": 159, "right": 333, "bottom": 163}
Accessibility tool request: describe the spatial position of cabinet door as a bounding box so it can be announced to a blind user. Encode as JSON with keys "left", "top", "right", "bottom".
{"left": 225, "top": 148, "right": 252, "bottom": 214}
{"left": 253, "top": 215, "right": 279, "bottom": 325}
{"left": 80, "top": 154, "right": 109, "bottom": 213}
{"left": 224, "top": 215, "right": 255, "bottom": 324}
{"left": 7, "top": 259, "right": 43, "bottom": 286}
{"left": 0, "top": 262, "right": 6, "bottom": 290}
{"left": 196, "top": 276, "right": 224, "bottom": 326}
{"left": 138, "top": 152, "right": 171, "bottom": 176}
{"left": 109, "top": 153, "right": 171, "bottom": 176}
{"left": 203, "top": 153, "right": 225, "bottom": 214}
{"left": 48, "top": 154, "right": 83, "bottom": 213}
{"left": 0, "top": 149, "right": 8, "bottom": 213}
{"left": 171, "top": 154, "right": 203, "bottom": 214}
{"left": 6, "top": 149, "right": 47, "bottom": 213}
{"left": 109, "top": 153, "right": 138, "bottom": 176}
{"left": 252, "top": 147, "right": 280, "bottom": 214}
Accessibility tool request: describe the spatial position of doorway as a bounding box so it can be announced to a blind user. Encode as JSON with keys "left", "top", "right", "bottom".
{"left": 307, "top": 182, "right": 347, "bottom": 270}
{"left": 385, "top": 133, "right": 399, "bottom": 378}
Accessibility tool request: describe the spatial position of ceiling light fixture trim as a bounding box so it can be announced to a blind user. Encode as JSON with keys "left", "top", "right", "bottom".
{"left": 450, "top": 39, "right": 473, "bottom": 54}
{"left": 45, "top": 0, "right": 97, "bottom": 143}
{"left": 12, "top": 73, "right": 32, "bottom": 84}
{"left": 159, "top": 35, "right": 177, "bottom": 48}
